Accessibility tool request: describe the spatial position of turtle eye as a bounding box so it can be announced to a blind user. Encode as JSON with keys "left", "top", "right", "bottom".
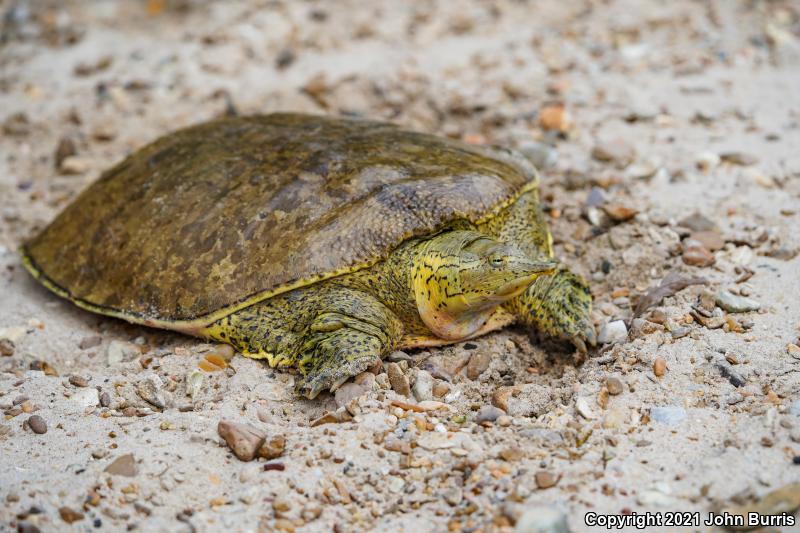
{"left": 488, "top": 254, "right": 506, "bottom": 268}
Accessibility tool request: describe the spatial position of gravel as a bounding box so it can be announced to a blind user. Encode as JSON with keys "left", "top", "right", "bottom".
{"left": 1, "top": 2, "right": 798, "bottom": 532}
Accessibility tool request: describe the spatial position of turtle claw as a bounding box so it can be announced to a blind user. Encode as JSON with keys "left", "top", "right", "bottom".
{"left": 569, "top": 322, "right": 597, "bottom": 354}
{"left": 295, "top": 336, "right": 382, "bottom": 400}
{"left": 297, "top": 380, "right": 327, "bottom": 400}
{"left": 572, "top": 335, "right": 587, "bottom": 354}
{"left": 582, "top": 322, "right": 597, "bottom": 348}
{"left": 296, "top": 355, "right": 376, "bottom": 400}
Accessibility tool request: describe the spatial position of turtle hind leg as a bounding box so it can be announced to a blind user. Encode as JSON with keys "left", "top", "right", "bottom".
{"left": 507, "top": 266, "right": 596, "bottom": 352}
{"left": 296, "top": 288, "right": 403, "bottom": 399}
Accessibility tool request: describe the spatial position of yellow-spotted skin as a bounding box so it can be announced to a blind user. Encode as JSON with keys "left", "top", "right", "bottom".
{"left": 21, "top": 113, "right": 594, "bottom": 399}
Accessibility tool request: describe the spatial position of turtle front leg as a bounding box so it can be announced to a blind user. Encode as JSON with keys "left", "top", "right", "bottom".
{"left": 296, "top": 288, "right": 403, "bottom": 399}
{"left": 506, "top": 266, "right": 596, "bottom": 352}
{"left": 202, "top": 285, "right": 402, "bottom": 398}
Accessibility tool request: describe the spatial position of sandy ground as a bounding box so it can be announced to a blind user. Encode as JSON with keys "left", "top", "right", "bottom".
{"left": 1, "top": 1, "right": 800, "bottom": 532}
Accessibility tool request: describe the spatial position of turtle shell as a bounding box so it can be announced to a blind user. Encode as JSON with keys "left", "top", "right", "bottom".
{"left": 22, "top": 113, "right": 539, "bottom": 330}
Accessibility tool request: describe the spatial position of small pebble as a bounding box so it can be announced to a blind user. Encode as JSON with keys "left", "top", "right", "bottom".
{"left": 412, "top": 369, "right": 433, "bottom": 401}
{"left": 27, "top": 415, "right": 47, "bottom": 434}
{"left": 538, "top": 103, "right": 571, "bottom": 133}
{"left": 518, "top": 141, "right": 558, "bottom": 169}
{"left": 16, "top": 522, "right": 40, "bottom": 533}
{"left": 353, "top": 371, "right": 375, "bottom": 388}
{"left": 275, "top": 47, "right": 295, "bottom": 69}
{"left": 690, "top": 231, "right": 725, "bottom": 251}
{"left": 442, "top": 487, "right": 463, "bottom": 506}
{"left": 597, "top": 387, "right": 609, "bottom": 409}
{"left": 534, "top": 471, "right": 558, "bottom": 489}
{"left": 695, "top": 151, "right": 720, "bottom": 171}
{"left": 91, "top": 449, "right": 108, "bottom": 459}
{"left": 71, "top": 387, "right": 99, "bottom": 408}
{"left": 0, "top": 338, "right": 14, "bottom": 356}
{"left": 185, "top": 370, "right": 204, "bottom": 399}
{"left": 54, "top": 136, "right": 77, "bottom": 169}
{"left": 207, "top": 344, "right": 235, "bottom": 362}
{"left": 59, "top": 156, "right": 91, "bottom": 175}
{"left": 137, "top": 375, "right": 166, "bottom": 409}
{"left": 697, "top": 290, "right": 716, "bottom": 311}
{"left": 603, "top": 204, "right": 638, "bottom": 222}
{"left": 492, "top": 386, "right": 518, "bottom": 412}
{"left": 716, "top": 362, "right": 746, "bottom": 387}
{"left": 650, "top": 406, "right": 687, "bottom": 425}
{"left": 603, "top": 407, "right": 628, "bottom": 429}
{"left": 334, "top": 382, "right": 367, "bottom": 408}
{"left": 104, "top": 453, "right": 138, "bottom": 476}
{"left": 730, "top": 245, "right": 755, "bottom": 265}
{"left": 432, "top": 380, "right": 450, "bottom": 398}
{"left": 714, "top": 290, "right": 760, "bottom": 313}
{"left": 58, "top": 507, "right": 84, "bottom": 524}
{"left": 258, "top": 435, "right": 286, "bottom": 460}
{"left": 466, "top": 351, "right": 491, "bottom": 379}
{"left": 78, "top": 336, "right": 102, "bottom": 350}
{"left": 679, "top": 212, "right": 717, "bottom": 232}
{"left": 386, "top": 350, "right": 411, "bottom": 362}
{"left": 598, "top": 320, "right": 627, "bottom": 344}
{"left": 727, "top": 393, "right": 744, "bottom": 405}
{"left": 719, "top": 151, "right": 758, "bottom": 166}
{"left": 68, "top": 374, "right": 89, "bottom": 387}
{"left": 670, "top": 326, "right": 691, "bottom": 339}
{"left": 653, "top": 357, "right": 667, "bottom": 377}
{"left": 106, "top": 340, "right": 139, "bottom": 365}
{"left": 474, "top": 405, "right": 505, "bottom": 424}
{"left": 273, "top": 496, "right": 291, "bottom": 513}
{"left": 386, "top": 363, "right": 411, "bottom": 397}
{"left": 625, "top": 161, "right": 658, "bottom": 179}
{"left": 515, "top": 505, "right": 569, "bottom": 533}
{"left": 591, "top": 139, "right": 635, "bottom": 166}
{"left": 218, "top": 420, "right": 265, "bottom": 462}
{"left": 606, "top": 377, "right": 624, "bottom": 395}
{"left": 575, "top": 397, "right": 595, "bottom": 420}
{"left": 648, "top": 309, "right": 667, "bottom": 324}
{"left": 637, "top": 488, "right": 676, "bottom": 507}
{"left": 499, "top": 446, "right": 524, "bottom": 462}
{"left": 682, "top": 243, "right": 715, "bottom": 267}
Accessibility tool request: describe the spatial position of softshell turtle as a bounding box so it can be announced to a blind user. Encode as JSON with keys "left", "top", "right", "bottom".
{"left": 21, "top": 113, "right": 595, "bottom": 398}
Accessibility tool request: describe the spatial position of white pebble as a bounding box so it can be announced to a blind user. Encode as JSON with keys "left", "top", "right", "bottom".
{"left": 598, "top": 320, "right": 628, "bottom": 344}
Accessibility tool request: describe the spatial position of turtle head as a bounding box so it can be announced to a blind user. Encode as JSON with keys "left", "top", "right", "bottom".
{"left": 413, "top": 230, "right": 556, "bottom": 340}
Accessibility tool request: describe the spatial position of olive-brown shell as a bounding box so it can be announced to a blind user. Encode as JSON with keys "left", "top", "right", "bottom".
{"left": 22, "top": 113, "right": 538, "bottom": 327}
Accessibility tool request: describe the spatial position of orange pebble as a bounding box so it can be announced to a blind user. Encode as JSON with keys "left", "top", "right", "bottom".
{"left": 198, "top": 359, "right": 222, "bottom": 372}
{"left": 653, "top": 357, "right": 667, "bottom": 377}
{"left": 205, "top": 354, "right": 228, "bottom": 369}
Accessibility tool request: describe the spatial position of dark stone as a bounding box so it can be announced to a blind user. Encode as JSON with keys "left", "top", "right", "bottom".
{"left": 716, "top": 362, "right": 746, "bottom": 387}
